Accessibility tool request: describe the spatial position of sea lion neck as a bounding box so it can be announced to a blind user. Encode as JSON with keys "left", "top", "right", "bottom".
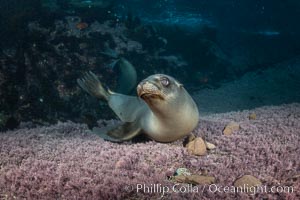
{"left": 145, "top": 91, "right": 183, "bottom": 120}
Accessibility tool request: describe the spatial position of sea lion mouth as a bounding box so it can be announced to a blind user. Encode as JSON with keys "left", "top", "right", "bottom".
{"left": 137, "top": 81, "right": 164, "bottom": 100}
{"left": 140, "top": 93, "right": 164, "bottom": 100}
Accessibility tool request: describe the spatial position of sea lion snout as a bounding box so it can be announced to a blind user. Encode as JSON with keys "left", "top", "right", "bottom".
{"left": 137, "top": 84, "right": 142, "bottom": 95}
{"left": 137, "top": 81, "right": 163, "bottom": 99}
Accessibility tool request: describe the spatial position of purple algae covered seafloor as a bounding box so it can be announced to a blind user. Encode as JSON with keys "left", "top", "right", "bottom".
{"left": 0, "top": 103, "right": 299, "bottom": 199}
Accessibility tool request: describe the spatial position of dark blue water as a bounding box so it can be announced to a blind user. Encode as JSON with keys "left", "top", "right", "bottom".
{"left": 0, "top": 0, "right": 299, "bottom": 130}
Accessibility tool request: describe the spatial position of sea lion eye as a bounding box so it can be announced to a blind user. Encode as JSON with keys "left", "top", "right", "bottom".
{"left": 160, "top": 77, "right": 170, "bottom": 87}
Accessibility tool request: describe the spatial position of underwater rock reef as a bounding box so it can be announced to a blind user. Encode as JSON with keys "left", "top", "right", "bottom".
{"left": 1, "top": 0, "right": 299, "bottom": 130}
{"left": 0, "top": 103, "right": 299, "bottom": 199}
{"left": 0, "top": 8, "right": 189, "bottom": 129}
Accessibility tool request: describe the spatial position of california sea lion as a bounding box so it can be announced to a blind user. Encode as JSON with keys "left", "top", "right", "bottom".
{"left": 77, "top": 72, "right": 199, "bottom": 142}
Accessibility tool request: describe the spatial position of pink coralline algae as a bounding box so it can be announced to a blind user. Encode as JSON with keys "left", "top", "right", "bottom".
{"left": 0, "top": 103, "right": 299, "bottom": 199}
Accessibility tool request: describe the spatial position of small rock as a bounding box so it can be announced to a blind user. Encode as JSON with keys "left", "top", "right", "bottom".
{"left": 175, "top": 174, "right": 215, "bottom": 185}
{"left": 186, "top": 137, "right": 207, "bottom": 156}
{"left": 223, "top": 122, "right": 240, "bottom": 135}
{"left": 205, "top": 141, "right": 216, "bottom": 150}
{"left": 174, "top": 168, "right": 191, "bottom": 176}
{"left": 199, "top": 169, "right": 209, "bottom": 176}
{"left": 249, "top": 113, "right": 257, "bottom": 120}
{"left": 286, "top": 174, "right": 300, "bottom": 182}
{"left": 187, "top": 133, "right": 196, "bottom": 142}
{"left": 115, "top": 159, "right": 127, "bottom": 169}
{"left": 234, "top": 175, "right": 262, "bottom": 188}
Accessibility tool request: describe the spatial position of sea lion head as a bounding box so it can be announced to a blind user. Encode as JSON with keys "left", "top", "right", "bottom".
{"left": 137, "top": 74, "right": 184, "bottom": 110}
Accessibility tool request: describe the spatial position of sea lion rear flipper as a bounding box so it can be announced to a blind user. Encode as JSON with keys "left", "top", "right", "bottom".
{"left": 115, "top": 58, "right": 137, "bottom": 94}
{"left": 93, "top": 121, "right": 141, "bottom": 141}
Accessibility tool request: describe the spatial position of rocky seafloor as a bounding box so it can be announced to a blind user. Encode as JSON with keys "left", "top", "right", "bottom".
{"left": 195, "top": 56, "right": 300, "bottom": 115}
{"left": 0, "top": 103, "right": 299, "bottom": 199}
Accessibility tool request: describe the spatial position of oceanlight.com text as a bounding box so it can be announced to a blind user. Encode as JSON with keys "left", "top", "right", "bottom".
{"left": 123, "top": 183, "right": 295, "bottom": 197}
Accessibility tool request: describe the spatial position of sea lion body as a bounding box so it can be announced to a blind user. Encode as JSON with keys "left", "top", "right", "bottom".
{"left": 78, "top": 73, "right": 199, "bottom": 142}
{"left": 138, "top": 75, "right": 199, "bottom": 142}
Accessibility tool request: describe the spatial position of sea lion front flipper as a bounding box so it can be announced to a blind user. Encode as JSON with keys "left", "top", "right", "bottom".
{"left": 108, "top": 93, "right": 147, "bottom": 122}
{"left": 107, "top": 121, "right": 142, "bottom": 141}
{"left": 93, "top": 121, "right": 141, "bottom": 141}
{"left": 92, "top": 127, "right": 122, "bottom": 142}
